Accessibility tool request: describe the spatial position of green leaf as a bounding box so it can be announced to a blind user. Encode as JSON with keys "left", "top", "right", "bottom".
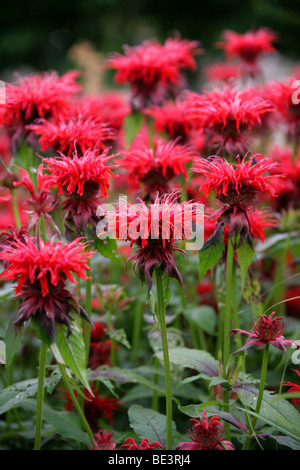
{"left": 198, "top": 225, "right": 224, "bottom": 282}
{"left": 156, "top": 347, "right": 219, "bottom": 377}
{"left": 107, "top": 328, "right": 131, "bottom": 349}
{"left": 236, "top": 236, "right": 255, "bottom": 286}
{"left": 128, "top": 404, "right": 177, "bottom": 448}
{"left": 237, "top": 387, "right": 300, "bottom": 441}
{"left": 0, "top": 340, "right": 5, "bottom": 365}
{"left": 19, "top": 399, "right": 91, "bottom": 446}
{"left": 52, "top": 320, "right": 91, "bottom": 393}
{"left": 91, "top": 365, "right": 166, "bottom": 397}
{"left": 181, "top": 305, "right": 217, "bottom": 335}
{"left": 94, "top": 237, "right": 123, "bottom": 265}
{"left": 124, "top": 112, "right": 144, "bottom": 148}
{"left": 0, "top": 379, "right": 40, "bottom": 415}
{"left": 4, "top": 318, "right": 23, "bottom": 368}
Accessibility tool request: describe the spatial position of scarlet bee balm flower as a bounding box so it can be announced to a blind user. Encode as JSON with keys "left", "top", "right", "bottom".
{"left": 44, "top": 147, "right": 116, "bottom": 240}
{"left": 0, "top": 237, "right": 94, "bottom": 341}
{"left": 106, "top": 37, "right": 202, "bottom": 108}
{"left": 185, "top": 86, "right": 275, "bottom": 156}
{"left": 229, "top": 312, "right": 300, "bottom": 354}
{"left": 122, "top": 437, "right": 163, "bottom": 450}
{"left": 177, "top": 411, "right": 235, "bottom": 450}
{"left": 1, "top": 71, "right": 81, "bottom": 130}
{"left": 99, "top": 193, "right": 196, "bottom": 290}
{"left": 217, "top": 28, "right": 277, "bottom": 76}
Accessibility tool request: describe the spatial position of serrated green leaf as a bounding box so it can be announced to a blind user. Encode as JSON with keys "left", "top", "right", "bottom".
{"left": 0, "top": 379, "right": 39, "bottom": 415}
{"left": 94, "top": 237, "right": 123, "bottom": 264}
{"left": 198, "top": 225, "right": 224, "bottom": 282}
{"left": 236, "top": 236, "right": 255, "bottom": 286}
{"left": 19, "top": 398, "right": 91, "bottom": 446}
{"left": 91, "top": 365, "right": 166, "bottom": 397}
{"left": 237, "top": 387, "right": 300, "bottom": 441}
{"left": 124, "top": 112, "right": 144, "bottom": 148}
{"left": 181, "top": 305, "right": 217, "bottom": 335}
{"left": 52, "top": 320, "right": 91, "bottom": 393}
{"left": 128, "top": 404, "right": 177, "bottom": 448}
{"left": 156, "top": 347, "right": 219, "bottom": 377}
{"left": 0, "top": 340, "right": 5, "bottom": 365}
{"left": 107, "top": 328, "right": 131, "bottom": 349}
{"left": 4, "top": 318, "right": 23, "bottom": 368}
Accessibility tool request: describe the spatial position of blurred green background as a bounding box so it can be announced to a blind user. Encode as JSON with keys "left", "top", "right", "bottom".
{"left": 0, "top": 0, "right": 300, "bottom": 79}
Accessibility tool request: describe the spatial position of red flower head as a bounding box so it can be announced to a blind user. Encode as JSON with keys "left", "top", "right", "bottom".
{"left": 13, "top": 165, "right": 59, "bottom": 234}
{"left": 98, "top": 193, "right": 198, "bottom": 290}
{"left": 27, "top": 115, "right": 115, "bottom": 156}
{"left": 1, "top": 71, "right": 81, "bottom": 133}
{"left": 92, "top": 429, "right": 117, "bottom": 450}
{"left": 121, "top": 130, "right": 195, "bottom": 200}
{"left": 63, "top": 383, "right": 120, "bottom": 431}
{"left": 0, "top": 237, "right": 94, "bottom": 341}
{"left": 72, "top": 92, "right": 130, "bottom": 134}
{"left": 88, "top": 321, "right": 113, "bottom": 370}
{"left": 121, "top": 437, "right": 163, "bottom": 450}
{"left": 204, "top": 62, "right": 243, "bottom": 84}
{"left": 265, "top": 79, "right": 300, "bottom": 142}
{"left": 177, "top": 411, "right": 235, "bottom": 450}
{"left": 44, "top": 147, "right": 116, "bottom": 240}
{"left": 185, "top": 86, "right": 275, "bottom": 156}
{"left": 217, "top": 28, "right": 277, "bottom": 76}
{"left": 106, "top": 37, "right": 202, "bottom": 109}
{"left": 284, "top": 370, "right": 300, "bottom": 407}
{"left": 145, "top": 94, "right": 197, "bottom": 144}
{"left": 229, "top": 311, "right": 300, "bottom": 354}
{"left": 266, "top": 146, "right": 300, "bottom": 210}
{"left": 193, "top": 154, "right": 279, "bottom": 246}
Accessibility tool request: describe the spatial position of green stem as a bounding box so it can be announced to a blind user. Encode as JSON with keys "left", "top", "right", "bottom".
{"left": 152, "top": 357, "right": 160, "bottom": 412}
{"left": 222, "top": 239, "right": 234, "bottom": 440}
{"left": 242, "top": 344, "right": 269, "bottom": 450}
{"left": 34, "top": 341, "right": 48, "bottom": 450}
{"left": 58, "top": 362, "right": 94, "bottom": 446}
{"left": 12, "top": 193, "right": 21, "bottom": 229}
{"left": 232, "top": 263, "right": 242, "bottom": 350}
{"left": 156, "top": 268, "right": 173, "bottom": 450}
{"left": 108, "top": 309, "right": 116, "bottom": 367}
{"left": 130, "top": 301, "right": 143, "bottom": 364}
{"left": 84, "top": 258, "right": 92, "bottom": 364}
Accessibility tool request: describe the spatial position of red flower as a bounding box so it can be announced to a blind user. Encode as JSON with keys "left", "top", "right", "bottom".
{"left": 88, "top": 321, "right": 113, "bottom": 370}
{"left": 0, "top": 237, "right": 94, "bottom": 340}
{"left": 92, "top": 429, "right": 117, "bottom": 450}
{"left": 204, "top": 62, "right": 243, "bottom": 83}
{"left": 185, "top": 86, "right": 275, "bottom": 156}
{"left": 72, "top": 92, "right": 130, "bottom": 134}
{"left": 284, "top": 370, "right": 300, "bottom": 407}
{"left": 265, "top": 79, "right": 300, "bottom": 142}
{"left": 106, "top": 37, "right": 202, "bottom": 108}
{"left": 193, "top": 155, "right": 279, "bottom": 246}
{"left": 145, "top": 95, "right": 197, "bottom": 143}
{"left": 13, "top": 165, "right": 59, "bottom": 234}
{"left": 63, "top": 383, "right": 120, "bottom": 431}
{"left": 217, "top": 28, "right": 277, "bottom": 76}
{"left": 193, "top": 155, "right": 278, "bottom": 205}
{"left": 27, "top": 115, "right": 115, "bottom": 156}
{"left": 44, "top": 147, "right": 116, "bottom": 240}
{"left": 1, "top": 71, "right": 81, "bottom": 130}
{"left": 121, "top": 131, "right": 195, "bottom": 200}
{"left": 229, "top": 312, "right": 300, "bottom": 354}
{"left": 99, "top": 193, "right": 197, "bottom": 290}
{"left": 122, "top": 438, "right": 163, "bottom": 450}
{"left": 177, "top": 412, "right": 235, "bottom": 450}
